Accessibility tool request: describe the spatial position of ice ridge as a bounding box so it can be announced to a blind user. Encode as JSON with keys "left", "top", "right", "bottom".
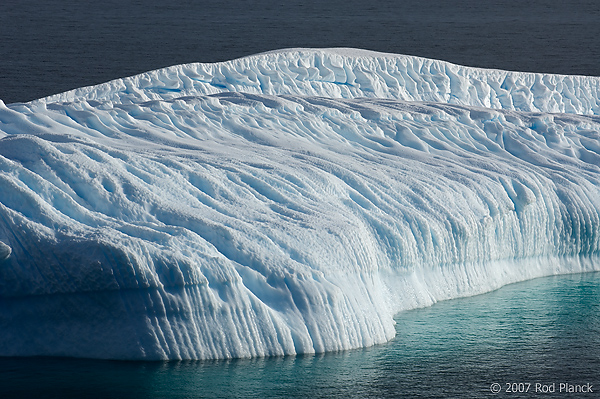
{"left": 0, "top": 48, "right": 599, "bottom": 360}
{"left": 38, "top": 48, "right": 600, "bottom": 115}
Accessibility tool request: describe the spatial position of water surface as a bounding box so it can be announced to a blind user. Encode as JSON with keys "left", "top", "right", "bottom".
{"left": 1, "top": 271, "right": 598, "bottom": 398}
{"left": 2, "top": 0, "right": 600, "bottom": 103}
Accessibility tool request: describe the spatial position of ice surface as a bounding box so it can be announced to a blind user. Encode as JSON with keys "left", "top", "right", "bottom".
{"left": 0, "top": 48, "right": 599, "bottom": 360}
{"left": 0, "top": 241, "right": 10, "bottom": 261}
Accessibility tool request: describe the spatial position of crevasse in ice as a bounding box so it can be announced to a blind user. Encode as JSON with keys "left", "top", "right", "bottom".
{"left": 0, "top": 48, "right": 599, "bottom": 360}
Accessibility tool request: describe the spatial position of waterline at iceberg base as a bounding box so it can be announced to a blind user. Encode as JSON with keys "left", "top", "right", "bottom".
{"left": 0, "top": 48, "right": 599, "bottom": 360}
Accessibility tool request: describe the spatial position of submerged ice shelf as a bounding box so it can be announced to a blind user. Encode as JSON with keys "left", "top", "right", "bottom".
{"left": 0, "top": 48, "right": 599, "bottom": 360}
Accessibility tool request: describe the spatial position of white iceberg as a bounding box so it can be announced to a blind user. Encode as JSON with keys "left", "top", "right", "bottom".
{"left": 0, "top": 48, "right": 599, "bottom": 360}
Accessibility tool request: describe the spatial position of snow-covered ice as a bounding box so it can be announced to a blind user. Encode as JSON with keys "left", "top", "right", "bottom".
{"left": 0, "top": 48, "right": 599, "bottom": 360}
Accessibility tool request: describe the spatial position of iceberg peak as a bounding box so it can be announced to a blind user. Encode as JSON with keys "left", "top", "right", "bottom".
{"left": 35, "top": 48, "right": 600, "bottom": 116}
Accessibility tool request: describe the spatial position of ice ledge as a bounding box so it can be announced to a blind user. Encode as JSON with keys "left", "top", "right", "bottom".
{"left": 0, "top": 241, "right": 10, "bottom": 261}
{"left": 32, "top": 48, "right": 600, "bottom": 116}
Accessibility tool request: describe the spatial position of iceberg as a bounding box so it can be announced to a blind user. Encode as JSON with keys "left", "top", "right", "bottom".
{"left": 0, "top": 48, "right": 599, "bottom": 360}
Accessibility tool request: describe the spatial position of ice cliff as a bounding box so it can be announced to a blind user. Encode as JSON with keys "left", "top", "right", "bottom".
{"left": 0, "top": 48, "right": 599, "bottom": 359}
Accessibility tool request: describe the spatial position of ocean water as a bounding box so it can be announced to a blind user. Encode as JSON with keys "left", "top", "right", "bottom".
{"left": 1, "top": 271, "right": 598, "bottom": 399}
{"left": 1, "top": 0, "right": 600, "bottom": 103}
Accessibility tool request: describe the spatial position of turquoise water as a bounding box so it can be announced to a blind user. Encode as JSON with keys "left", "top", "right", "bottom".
{"left": 1, "top": 272, "right": 598, "bottom": 398}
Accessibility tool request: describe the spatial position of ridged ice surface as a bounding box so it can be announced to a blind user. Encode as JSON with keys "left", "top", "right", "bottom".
{"left": 0, "top": 48, "right": 599, "bottom": 360}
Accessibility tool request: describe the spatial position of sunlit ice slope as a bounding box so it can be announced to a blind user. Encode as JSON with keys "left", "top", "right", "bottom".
{"left": 0, "top": 48, "right": 599, "bottom": 360}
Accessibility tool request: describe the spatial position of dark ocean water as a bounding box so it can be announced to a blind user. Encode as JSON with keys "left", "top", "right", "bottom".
{"left": 1, "top": 272, "right": 599, "bottom": 398}
{"left": 1, "top": 0, "right": 600, "bottom": 104}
